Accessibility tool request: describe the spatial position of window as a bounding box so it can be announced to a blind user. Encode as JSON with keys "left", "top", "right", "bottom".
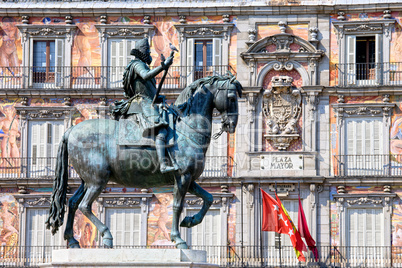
{"left": 187, "top": 38, "right": 221, "bottom": 83}
{"left": 26, "top": 208, "right": 64, "bottom": 262}
{"left": 28, "top": 121, "right": 64, "bottom": 177}
{"left": 263, "top": 199, "right": 299, "bottom": 248}
{"left": 346, "top": 208, "right": 385, "bottom": 266}
{"left": 105, "top": 208, "right": 141, "bottom": 246}
{"left": 345, "top": 118, "right": 383, "bottom": 176}
{"left": 194, "top": 40, "right": 213, "bottom": 80}
{"left": 32, "top": 39, "right": 64, "bottom": 87}
{"left": 185, "top": 209, "right": 221, "bottom": 262}
{"left": 108, "top": 39, "right": 136, "bottom": 88}
{"left": 346, "top": 35, "right": 381, "bottom": 85}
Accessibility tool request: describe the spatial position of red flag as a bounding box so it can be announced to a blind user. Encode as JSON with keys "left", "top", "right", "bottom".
{"left": 261, "top": 189, "right": 289, "bottom": 233}
{"left": 275, "top": 194, "right": 307, "bottom": 262}
{"left": 298, "top": 195, "right": 319, "bottom": 261}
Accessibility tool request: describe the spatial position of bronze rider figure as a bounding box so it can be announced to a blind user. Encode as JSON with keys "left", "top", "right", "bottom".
{"left": 122, "top": 38, "right": 177, "bottom": 173}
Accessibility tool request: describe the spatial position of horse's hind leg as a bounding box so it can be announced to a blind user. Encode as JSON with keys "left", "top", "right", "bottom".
{"left": 171, "top": 174, "right": 191, "bottom": 249}
{"left": 78, "top": 184, "right": 113, "bottom": 248}
{"left": 180, "top": 181, "right": 213, "bottom": 228}
{"left": 64, "top": 181, "right": 86, "bottom": 248}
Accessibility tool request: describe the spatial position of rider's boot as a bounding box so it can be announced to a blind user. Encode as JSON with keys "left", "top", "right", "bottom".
{"left": 156, "top": 129, "right": 176, "bottom": 173}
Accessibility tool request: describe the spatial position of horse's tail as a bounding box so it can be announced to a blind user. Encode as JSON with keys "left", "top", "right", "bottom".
{"left": 46, "top": 127, "right": 73, "bottom": 235}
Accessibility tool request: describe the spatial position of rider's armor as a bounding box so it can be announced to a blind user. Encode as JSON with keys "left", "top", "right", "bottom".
{"left": 122, "top": 38, "right": 177, "bottom": 173}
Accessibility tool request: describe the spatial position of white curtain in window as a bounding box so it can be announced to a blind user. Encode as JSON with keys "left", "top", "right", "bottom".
{"left": 105, "top": 208, "right": 141, "bottom": 246}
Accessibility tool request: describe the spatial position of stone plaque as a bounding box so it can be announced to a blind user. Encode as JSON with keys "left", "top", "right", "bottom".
{"left": 260, "top": 155, "right": 303, "bottom": 170}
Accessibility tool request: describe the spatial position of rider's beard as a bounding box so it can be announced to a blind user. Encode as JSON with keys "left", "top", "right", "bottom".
{"left": 146, "top": 55, "right": 152, "bottom": 65}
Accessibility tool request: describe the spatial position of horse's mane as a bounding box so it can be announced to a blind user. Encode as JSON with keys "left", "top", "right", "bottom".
{"left": 174, "top": 74, "right": 242, "bottom": 114}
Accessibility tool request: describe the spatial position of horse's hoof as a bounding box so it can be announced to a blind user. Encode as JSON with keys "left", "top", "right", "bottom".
{"left": 176, "top": 241, "right": 188, "bottom": 249}
{"left": 68, "top": 241, "right": 80, "bottom": 249}
{"left": 103, "top": 238, "right": 113, "bottom": 248}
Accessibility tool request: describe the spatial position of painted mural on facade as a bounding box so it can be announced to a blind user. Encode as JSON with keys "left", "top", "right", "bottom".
{"left": 0, "top": 194, "right": 18, "bottom": 250}
{"left": 0, "top": 99, "right": 20, "bottom": 173}
{"left": 0, "top": 17, "right": 22, "bottom": 69}
{"left": 73, "top": 202, "right": 99, "bottom": 248}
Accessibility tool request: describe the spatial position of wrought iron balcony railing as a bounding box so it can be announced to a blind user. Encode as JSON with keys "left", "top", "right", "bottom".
{"left": 0, "top": 245, "right": 400, "bottom": 268}
{"left": 335, "top": 62, "right": 402, "bottom": 87}
{"left": 334, "top": 154, "right": 402, "bottom": 177}
{"left": 0, "top": 156, "right": 235, "bottom": 180}
{"left": 0, "top": 65, "right": 235, "bottom": 90}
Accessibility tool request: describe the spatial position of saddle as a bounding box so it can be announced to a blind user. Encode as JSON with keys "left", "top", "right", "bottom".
{"left": 114, "top": 98, "right": 176, "bottom": 147}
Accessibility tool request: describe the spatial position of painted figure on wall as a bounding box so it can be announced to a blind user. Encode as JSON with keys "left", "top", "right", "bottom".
{"left": 149, "top": 193, "right": 174, "bottom": 245}
{"left": 73, "top": 208, "right": 97, "bottom": 248}
{"left": 0, "top": 197, "right": 18, "bottom": 247}
{"left": 0, "top": 17, "right": 20, "bottom": 68}
{"left": 0, "top": 105, "right": 20, "bottom": 167}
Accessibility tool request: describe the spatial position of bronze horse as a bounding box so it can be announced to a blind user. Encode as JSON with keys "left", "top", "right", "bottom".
{"left": 46, "top": 74, "right": 242, "bottom": 249}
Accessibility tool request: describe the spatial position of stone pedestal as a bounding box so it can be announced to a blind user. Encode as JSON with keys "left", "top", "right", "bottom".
{"left": 40, "top": 248, "right": 218, "bottom": 268}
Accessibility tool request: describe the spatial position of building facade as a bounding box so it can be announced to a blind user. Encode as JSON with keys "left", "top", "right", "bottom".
{"left": 0, "top": 0, "right": 401, "bottom": 267}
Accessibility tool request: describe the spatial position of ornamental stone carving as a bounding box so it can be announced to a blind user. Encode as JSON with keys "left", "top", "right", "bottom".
{"left": 263, "top": 76, "right": 301, "bottom": 150}
{"left": 105, "top": 197, "right": 140, "bottom": 206}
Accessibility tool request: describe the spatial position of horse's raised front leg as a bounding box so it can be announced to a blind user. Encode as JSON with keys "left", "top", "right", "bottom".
{"left": 78, "top": 184, "right": 113, "bottom": 248}
{"left": 64, "top": 181, "right": 86, "bottom": 248}
{"left": 171, "top": 174, "right": 191, "bottom": 249}
{"left": 180, "top": 181, "right": 213, "bottom": 228}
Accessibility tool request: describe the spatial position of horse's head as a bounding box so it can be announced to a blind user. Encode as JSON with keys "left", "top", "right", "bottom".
{"left": 213, "top": 74, "right": 243, "bottom": 134}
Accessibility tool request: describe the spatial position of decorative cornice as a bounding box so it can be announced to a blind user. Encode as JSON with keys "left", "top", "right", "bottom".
{"left": 105, "top": 197, "right": 140, "bottom": 206}
{"left": 15, "top": 106, "right": 73, "bottom": 120}
{"left": 240, "top": 33, "right": 324, "bottom": 63}
{"left": 333, "top": 193, "right": 397, "bottom": 208}
{"left": 332, "top": 19, "right": 396, "bottom": 41}
{"left": 174, "top": 23, "right": 234, "bottom": 42}
{"left": 26, "top": 197, "right": 51, "bottom": 206}
{"left": 17, "top": 24, "right": 77, "bottom": 37}
{"left": 95, "top": 24, "right": 155, "bottom": 42}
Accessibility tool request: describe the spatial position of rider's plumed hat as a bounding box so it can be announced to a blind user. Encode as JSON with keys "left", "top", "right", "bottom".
{"left": 130, "top": 38, "right": 151, "bottom": 64}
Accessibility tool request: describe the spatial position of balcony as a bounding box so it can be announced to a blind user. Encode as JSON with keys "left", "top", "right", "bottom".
{"left": 0, "top": 65, "right": 234, "bottom": 91}
{"left": 0, "top": 156, "right": 236, "bottom": 181}
{"left": 335, "top": 62, "right": 402, "bottom": 87}
{"left": 334, "top": 154, "right": 402, "bottom": 177}
{"left": 0, "top": 245, "right": 400, "bottom": 267}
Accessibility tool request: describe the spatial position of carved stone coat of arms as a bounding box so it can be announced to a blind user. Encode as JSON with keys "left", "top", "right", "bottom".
{"left": 263, "top": 76, "right": 301, "bottom": 150}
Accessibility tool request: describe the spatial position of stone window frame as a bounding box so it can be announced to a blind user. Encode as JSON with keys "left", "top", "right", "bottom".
{"left": 332, "top": 102, "right": 395, "bottom": 157}
{"left": 15, "top": 194, "right": 55, "bottom": 249}
{"left": 174, "top": 23, "right": 234, "bottom": 69}
{"left": 97, "top": 193, "right": 153, "bottom": 247}
{"left": 332, "top": 19, "right": 395, "bottom": 66}
{"left": 180, "top": 192, "right": 233, "bottom": 246}
{"left": 16, "top": 24, "right": 77, "bottom": 88}
{"left": 333, "top": 193, "right": 396, "bottom": 248}
{"left": 332, "top": 19, "right": 396, "bottom": 86}
{"left": 94, "top": 24, "right": 155, "bottom": 68}
{"left": 15, "top": 106, "right": 74, "bottom": 159}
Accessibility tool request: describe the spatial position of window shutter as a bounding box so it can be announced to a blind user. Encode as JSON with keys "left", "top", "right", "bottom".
{"left": 106, "top": 208, "right": 141, "bottom": 246}
{"left": 52, "top": 122, "right": 65, "bottom": 158}
{"left": 212, "top": 38, "right": 222, "bottom": 75}
{"left": 375, "top": 34, "right": 383, "bottom": 84}
{"left": 187, "top": 38, "right": 194, "bottom": 85}
{"left": 55, "top": 39, "right": 64, "bottom": 87}
{"left": 346, "top": 35, "right": 356, "bottom": 85}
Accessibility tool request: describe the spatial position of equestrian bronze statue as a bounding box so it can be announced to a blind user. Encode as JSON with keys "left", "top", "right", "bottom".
{"left": 46, "top": 37, "right": 242, "bottom": 249}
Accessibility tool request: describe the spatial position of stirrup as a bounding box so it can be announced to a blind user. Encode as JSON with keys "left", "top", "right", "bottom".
{"left": 160, "top": 165, "right": 176, "bottom": 173}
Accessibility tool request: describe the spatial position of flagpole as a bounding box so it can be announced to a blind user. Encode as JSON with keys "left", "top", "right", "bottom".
{"left": 259, "top": 183, "right": 263, "bottom": 268}
{"left": 275, "top": 182, "right": 282, "bottom": 268}
{"left": 241, "top": 181, "right": 244, "bottom": 268}
{"left": 298, "top": 180, "right": 301, "bottom": 268}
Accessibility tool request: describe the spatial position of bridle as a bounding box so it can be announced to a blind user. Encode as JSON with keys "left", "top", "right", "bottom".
{"left": 212, "top": 79, "right": 239, "bottom": 139}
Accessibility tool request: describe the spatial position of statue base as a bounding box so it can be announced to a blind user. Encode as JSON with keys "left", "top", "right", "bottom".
{"left": 40, "top": 248, "right": 218, "bottom": 268}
